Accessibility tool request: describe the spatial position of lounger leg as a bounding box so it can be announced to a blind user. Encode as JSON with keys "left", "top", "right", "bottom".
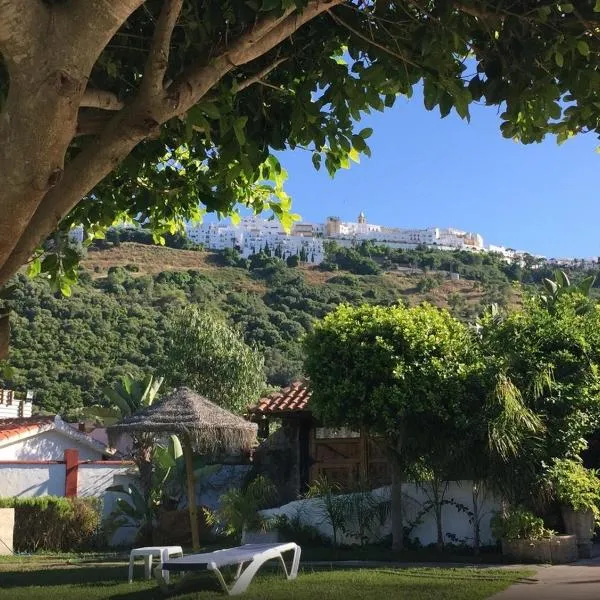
{"left": 226, "top": 556, "right": 276, "bottom": 596}
{"left": 276, "top": 546, "right": 301, "bottom": 580}
{"left": 291, "top": 545, "right": 301, "bottom": 578}
{"left": 144, "top": 554, "right": 152, "bottom": 580}
{"left": 234, "top": 561, "right": 246, "bottom": 581}
{"left": 211, "top": 565, "right": 233, "bottom": 595}
{"left": 161, "top": 548, "right": 170, "bottom": 585}
{"left": 128, "top": 556, "right": 134, "bottom": 584}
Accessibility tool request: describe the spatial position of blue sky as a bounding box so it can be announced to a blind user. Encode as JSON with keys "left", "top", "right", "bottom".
{"left": 274, "top": 91, "right": 600, "bottom": 259}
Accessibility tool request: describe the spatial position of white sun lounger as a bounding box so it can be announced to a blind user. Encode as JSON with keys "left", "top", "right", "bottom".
{"left": 154, "top": 542, "right": 301, "bottom": 595}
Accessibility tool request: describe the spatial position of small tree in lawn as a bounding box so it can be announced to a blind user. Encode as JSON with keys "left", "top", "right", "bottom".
{"left": 164, "top": 305, "right": 265, "bottom": 414}
{"left": 304, "top": 302, "right": 479, "bottom": 551}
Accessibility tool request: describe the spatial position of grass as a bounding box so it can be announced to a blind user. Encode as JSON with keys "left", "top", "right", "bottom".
{"left": 0, "top": 557, "right": 533, "bottom": 600}
{"left": 300, "top": 544, "right": 508, "bottom": 564}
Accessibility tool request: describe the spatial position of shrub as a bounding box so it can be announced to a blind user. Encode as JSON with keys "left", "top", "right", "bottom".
{"left": 490, "top": 506, "right": 554, "bottom": 542}
{"left": 271, "top": 513, "right": 328, "bottom": 546}
{"left": 0, "top": 496, "right": 101, "bottom": 551}
{"left": 203, "top": 475, "right": 277, "bottom": 543}
{"left": 546, "top": 458, "right": 600, "bottom": 521}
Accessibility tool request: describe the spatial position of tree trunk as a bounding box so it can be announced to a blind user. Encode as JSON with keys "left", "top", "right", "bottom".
{"left": 472, "top": 481, "right": 481, "bottom": 555}
{"left": 390, "top": 458, "right": 404, "bottom": 551}
{"left": 434, "top": 500, "right": 444, "bottom": 551}
{"left": 183, "top": 435, "right": 200, "bottom": 551}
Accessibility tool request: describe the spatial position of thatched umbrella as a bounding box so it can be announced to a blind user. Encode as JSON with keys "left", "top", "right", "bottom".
{"left": 108, "top": 387, "right": 257, "bottom": 550}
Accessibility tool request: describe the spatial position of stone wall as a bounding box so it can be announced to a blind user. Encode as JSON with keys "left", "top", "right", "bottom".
{"left": 253, "top": 421, "right": 301, "bottom": 504}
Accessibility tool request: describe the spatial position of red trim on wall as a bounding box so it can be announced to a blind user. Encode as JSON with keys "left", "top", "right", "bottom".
{"left": 64, "top": 449, "right": 79, "bottom": 497}
{"left": 0, "top": 459, "right": 134, "bottom": 466}
{"left": 0, "top": 460, "right": 64, "bottom": 465}
{"left": 79, "top": 460, "right": 135, "bottom": 466}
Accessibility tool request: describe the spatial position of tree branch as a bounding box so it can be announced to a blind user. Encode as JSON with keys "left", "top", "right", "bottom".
{"left": 0, "top": 0, "right": 341, "bottom": 288}
{"left": 75, "top": 111, "right": 114, "bottom": 136}
{"left": 141, "top": 0, "right": 185, "bottom": 97}
{"left": 80, "top": 88, "right": 124, "bottom": 110}
{"left": 328, "top": 9, "right": 421, "bottom": 70}
{"left": 0, "top": 0, "right": 47, "bottom": 61}
{"left": 235, "top": 56, "right": 288, "bottom": 93}
{"left": 170, "top": 0, "right": 342, "bottom": 110}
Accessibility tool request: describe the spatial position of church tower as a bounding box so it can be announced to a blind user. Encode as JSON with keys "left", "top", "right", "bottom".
{"left": 357, "top": 211, "right": 366, "bottom": 224}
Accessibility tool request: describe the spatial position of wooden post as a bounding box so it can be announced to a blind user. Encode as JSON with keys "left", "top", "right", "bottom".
{"left": 64, "top": 449, "right": 79, "bottom": 497}
{"left": 359, "top": 428, "right": 368, "bottom": 483}
{"left": 183, "top": 436, "right": 200, "bottom": 551}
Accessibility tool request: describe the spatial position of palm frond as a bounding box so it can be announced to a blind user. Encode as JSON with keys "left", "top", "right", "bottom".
{"left": 488, "top": 374, "right": 545, "bottom": 461}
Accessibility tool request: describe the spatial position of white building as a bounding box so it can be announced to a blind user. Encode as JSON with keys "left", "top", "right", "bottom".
{"left": 186, "top": 216, "right": 325, "bottom": 264}
{"left": 0, "top": 389, "right": 138, "bottom": 545}
{"left": 185, "top": 212, "right": 490, "bottom": 266}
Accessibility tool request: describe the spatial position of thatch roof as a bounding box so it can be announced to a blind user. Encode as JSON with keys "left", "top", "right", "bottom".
{"left": 107, "top": 387, "right": 257, "bottom": 454}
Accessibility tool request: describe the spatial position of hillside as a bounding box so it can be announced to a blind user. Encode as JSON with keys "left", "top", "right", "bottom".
{"left": 82, "top": 242, "right": 511, "bottom": 311}
{"left": 3, "top": 243, "right": 519, "bottom": 415}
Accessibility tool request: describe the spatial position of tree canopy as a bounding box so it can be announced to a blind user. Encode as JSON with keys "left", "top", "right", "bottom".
{"left": 164, "top": 305, "right": 266, "bottom": 413}
{"left": 3, "top": 1, "right": 600, "bottom": 356}
{"left": 304, "top": 302, "right": 481, "bottom": 549}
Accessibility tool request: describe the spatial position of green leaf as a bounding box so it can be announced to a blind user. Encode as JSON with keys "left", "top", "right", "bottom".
{"left": 198, "top": 102, "right": 221, "bottom": 120}
{"left": 27, "top": 259, "right": 41, "bottom": 278}
{"left": 555, "top": 51, "right": 564, "bottom": 68}
{"left": 559, "top": 3, "right": 574, "bottom": 13}
{"left": 595, "top": 0, "right": 600, "bottom": 12}
{"left": 311, "top": 152, "right": 321, "bottom": 171}
{"left": 233, "top": 117, "right": 247, "bottom": 146}
{"left": 348, "top": 148, "right": 360, "bottom": 163}
{"left": 60, "top": 281, "right": 72, "bottom": 297}
{"left": 359, "top": 128, "right": 373, "bottom": 139}
{"left": 577, "top": 41, "right": 590, "bottom": 57}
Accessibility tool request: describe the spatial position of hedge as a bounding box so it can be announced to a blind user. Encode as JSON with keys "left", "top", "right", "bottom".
{"left": 0, "top": 496, "right": 101, "bottom": 552}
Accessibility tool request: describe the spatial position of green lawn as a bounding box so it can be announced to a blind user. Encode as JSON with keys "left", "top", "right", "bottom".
{"left": 0, "top": 559, "right": 533, "bottom": 600}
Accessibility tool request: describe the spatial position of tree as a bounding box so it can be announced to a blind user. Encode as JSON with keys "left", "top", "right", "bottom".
{"left": 103, "top": 372, "right": 164, "bottom": 508}
{"left": 478, "top": 293, "right": 600, "bottom": 504}
{"left": 3, "top": 2, "right": 600, "bottom": 357}
{"left": 304, "top": 302, "right": 479, "bottom": 550}
{"left": 164, "top": 305, "right": 265, "bottom": 413}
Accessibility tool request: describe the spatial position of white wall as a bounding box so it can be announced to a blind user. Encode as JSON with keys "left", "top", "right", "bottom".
{"left": 260, "top": 481, "right": 501, "bottom": 548}
{"left": 0, "top": 464, "right": 66, "bottom": 497}
{"left": 0, "top": 431, "right": 103, "bottom": 461}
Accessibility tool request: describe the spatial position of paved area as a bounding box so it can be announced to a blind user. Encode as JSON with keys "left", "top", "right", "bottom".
{"left": 489, "top": 557, "right": 600, "bottom": 600}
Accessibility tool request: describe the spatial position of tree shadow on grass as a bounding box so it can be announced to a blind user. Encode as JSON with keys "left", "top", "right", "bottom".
{"left": 0, "top": 565, "right": 224, "bottom": 599}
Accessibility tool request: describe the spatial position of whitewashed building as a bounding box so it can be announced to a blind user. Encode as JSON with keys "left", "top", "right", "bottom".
{"left": 0, "top": 390, "right": 138, "bottom": 544}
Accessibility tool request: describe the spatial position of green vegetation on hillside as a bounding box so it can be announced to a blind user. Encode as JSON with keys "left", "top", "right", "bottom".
{"left": 2, "top": 241, "right": 597, "bottom": 417}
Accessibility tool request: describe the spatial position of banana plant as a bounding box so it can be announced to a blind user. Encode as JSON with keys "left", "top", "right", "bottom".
{"left": 540, "top": 270, "right": 596, "bottom": 314}
{"left": 103, "top": 372, "right": 164, "bottom": 417}
{"left": 106, "top": 434, "right": 221, "bottom": 542}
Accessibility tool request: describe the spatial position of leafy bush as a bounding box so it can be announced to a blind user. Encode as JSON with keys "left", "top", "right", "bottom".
{"left": 546, "top": 458, "right": 600, "bottom": 520}
{"left": 0, "top": 496, "right": 101, "bottom": 551}
{"left": 270, "top": 513, "right": 328, "bottom": 546}
{"left": 305, "top": 476, "right": 351, "bottom": 547}
{"left": 203, "top": 475, "right": 277, "bottom": 542}
{"left": 490, "top": 506, "right": 554, "bottom": 542}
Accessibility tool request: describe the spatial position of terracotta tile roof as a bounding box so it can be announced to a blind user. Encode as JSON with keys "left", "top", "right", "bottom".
{"left": 0, "top": 417, "right": 55, "bottom": 441}
{"left": 250, "top": 381, "right": 311, "bottom": 415}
